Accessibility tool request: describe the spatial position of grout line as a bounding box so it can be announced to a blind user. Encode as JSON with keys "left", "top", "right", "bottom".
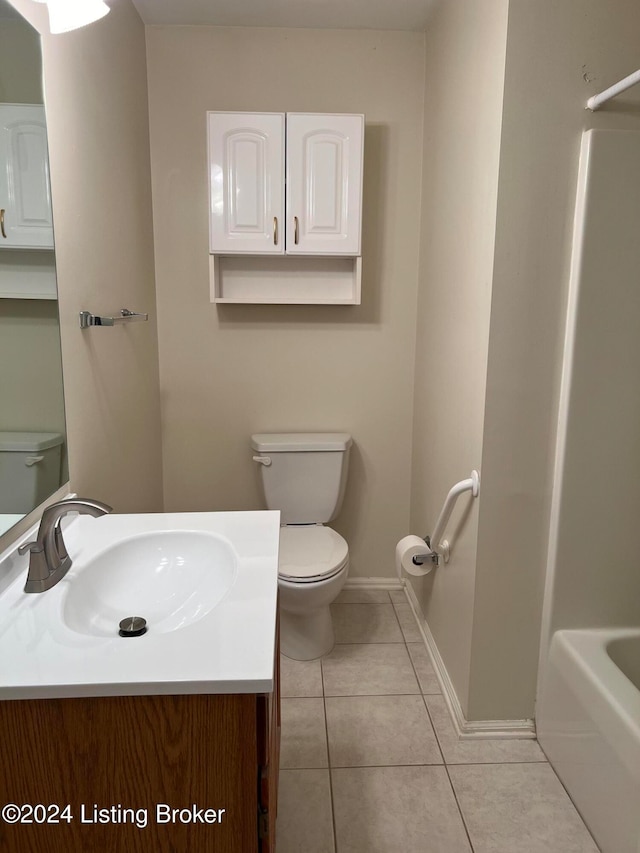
{"left": 323, "top": 692, "right": 421, "bottom": 698}
{"left": 334, "top": 640, "right": 406, "bottom": 645}
{"left": 442, "top": 761, "right": 476, "bottom": 852}
{"left": 389, "top": 598, "right": 405, "bottom": 640}
{"left": 443, "top": 760, "right": 549, "bottom": 766}
{"left": 320, "top": 654, "right": 338, "bottom": 853}
{"left": 323, "top": 692, "right": 434, "bottom": 699}
{"left": 403, "top": 629, "right": 426, "bottom": 696}
{"left": 319, "top": 641, "right": 412, "bottom": 647}
{"left": 421, "top": 697, "right": 475, "bottom": 851}
{"left": 283, "top": 762, "right": 448, "bottom": 770}
{"left": 284, "top": 692, "right": 424, "bottom": 699}
{"left": 406, "top": 654, "right": 444, "bottom": 765}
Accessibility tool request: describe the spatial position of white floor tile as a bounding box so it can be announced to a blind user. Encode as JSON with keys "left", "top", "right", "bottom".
{"left": 280, "top": 698, "right": 328, "bottom": 769}
{"left": 331, "top": 602, "right": 404, "bottom": 643}
{"left": 332, "top": 766, "right": 471, "bottom": 852}
{"left": 277, "top": 769, "right": 335, "bottom": 853}
{"left": 335, "top": 589, "right": 391, "bottom": 604}
{"left": 280, "top": 654, "right": 323, "bottom": 698}
{"left": 326, "top": 694, "right": 442, "bottom": 766}
{"left": 449, "top": 763, "right": 599, "bottom": 852}
{"left": 322, "top": 643, "right": 420, "bottom": 696}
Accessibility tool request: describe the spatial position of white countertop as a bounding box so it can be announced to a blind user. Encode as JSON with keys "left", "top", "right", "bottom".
{"left": 0, "top": 510, "right": 280, "bottom": 700}
{"left": 0, "top": 514, "right": 24, "bottom": 538}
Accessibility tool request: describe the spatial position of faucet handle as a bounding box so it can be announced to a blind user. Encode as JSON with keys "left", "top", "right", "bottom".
{"left": 18, "top": 540, "right": 42, "bottom": 556}
{"left": 54, "top": 523, "right": 69, "bottom": 562}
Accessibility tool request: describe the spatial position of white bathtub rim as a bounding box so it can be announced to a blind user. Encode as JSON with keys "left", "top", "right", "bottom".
{"left": 547, "top": 628, "right": 640, "bottom": 777}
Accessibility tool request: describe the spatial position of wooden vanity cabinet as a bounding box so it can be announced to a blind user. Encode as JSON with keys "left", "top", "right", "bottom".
{"left": 0, "top": 625, "right": 281, "bottom": 852}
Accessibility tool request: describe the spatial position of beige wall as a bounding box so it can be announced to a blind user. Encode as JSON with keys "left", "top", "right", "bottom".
{"left": 6, "top": 0, "right": 164, "bottom": 516}
{"left": 470, "top": 0, "right": 640, "bottom": 721}
{"left": 0, "top": 300, "right": 65, "bottom": 435}
{"left": 0, "top": 13, "right": 42, "bottom": 102}
{"left": 410, "top": 0, "right": 509, "bottom": 716}
{"left": 146, "top": 26, "right": 425, "bottom": 575}
{"left": 411, "top": 0, "right": 640, "bottom": 723}
{"left": 515, "top": 4, "right": 640, "bottom": 689}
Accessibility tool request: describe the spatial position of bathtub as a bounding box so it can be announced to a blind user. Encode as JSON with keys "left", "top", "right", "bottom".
{"left": 537, "top": 628, "right": 640, "bottom": 853}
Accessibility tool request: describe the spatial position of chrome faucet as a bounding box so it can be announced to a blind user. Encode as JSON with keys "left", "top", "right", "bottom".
{"left": 18, "top": 498, "right": 112, "bottom": 593}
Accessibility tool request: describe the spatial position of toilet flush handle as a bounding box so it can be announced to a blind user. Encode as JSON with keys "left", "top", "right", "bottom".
{"left": 253, "top": 455, "right": 272, "bottom": 467}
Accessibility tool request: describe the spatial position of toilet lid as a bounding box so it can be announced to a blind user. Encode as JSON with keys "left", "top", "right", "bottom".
{"left": 279, "top": 525, "right": 349, "bottom": 583}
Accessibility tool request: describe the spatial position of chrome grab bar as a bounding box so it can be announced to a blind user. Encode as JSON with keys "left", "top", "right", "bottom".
{"left": 79, "top": 308, "right": 148, "bottom": 329}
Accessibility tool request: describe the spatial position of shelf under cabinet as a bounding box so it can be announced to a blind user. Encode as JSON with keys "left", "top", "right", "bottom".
{"left": 210, "top": 254, "right": 362, "bottom": 305}
{"left": 0, "top": 249, "right": 57, "bottom": 299}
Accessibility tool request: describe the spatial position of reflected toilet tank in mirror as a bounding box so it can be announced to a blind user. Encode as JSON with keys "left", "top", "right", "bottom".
{"left": 0, "top": 0, "right": 67, "bottom": 538}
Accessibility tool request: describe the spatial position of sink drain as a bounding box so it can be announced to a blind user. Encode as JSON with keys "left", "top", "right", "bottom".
{"left": 118, "top": 616, "right": 147, "bottom": 638}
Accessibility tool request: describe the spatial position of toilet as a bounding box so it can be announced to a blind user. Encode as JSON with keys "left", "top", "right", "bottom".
{"left": 251, "top": 432, "right": 352, "bottom": 660}
{"left": 0, "top": 431, "right": 64, "bottom": 514}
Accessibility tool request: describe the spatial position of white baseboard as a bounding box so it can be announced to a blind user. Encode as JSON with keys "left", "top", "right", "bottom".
{"left": 349, "top": 578, "right": 536, "bottom": 740}
{"left": 400, "top": 581, "right": 536, "bottom": 740}
{"left": 343, "top": 576, "right": 403, "bottom": 591}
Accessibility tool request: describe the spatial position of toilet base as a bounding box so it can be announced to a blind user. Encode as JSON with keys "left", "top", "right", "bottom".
{"left": 281, "top": 605, "right": 335, "bottom": 661}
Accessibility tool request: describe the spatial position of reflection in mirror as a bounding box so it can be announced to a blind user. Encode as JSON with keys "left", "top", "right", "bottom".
{"left": 0, "top": 0, "right": 67, "bottom": 537}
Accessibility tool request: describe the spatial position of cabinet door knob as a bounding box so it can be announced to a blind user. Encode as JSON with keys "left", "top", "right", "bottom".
{"left": 0, "top": 209, "right": 6, "bottom": 239}
{"left": 273, "top": 216, "right": 278, "bottom": 246}
{"left": 294, "top": 215, "right": 299, "bottom": 245}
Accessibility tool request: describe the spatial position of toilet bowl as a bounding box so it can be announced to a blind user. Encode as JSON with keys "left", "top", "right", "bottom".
{"left": 277, "top": 524, "right": 349, "bottom": 660}
{"left": 251, "top": 432, "right": 352, "bottom": 661}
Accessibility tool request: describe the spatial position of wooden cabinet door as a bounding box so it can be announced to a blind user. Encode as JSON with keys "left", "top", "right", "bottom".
{"left": 286, "top": 113, "right": 364, "bottom": 256}
{"left": 0, "top": 104, "right": 53, "bottom": 249}
{"left": 208, "top": 112, "right": 284, "bottom": 254}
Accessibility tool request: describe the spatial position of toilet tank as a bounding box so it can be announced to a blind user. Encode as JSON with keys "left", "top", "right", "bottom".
{"left": 0, "top": 431, "right": 64, "bottom": 514}
{"left": 251, "top": 433, "right": 352, "bottom": 524}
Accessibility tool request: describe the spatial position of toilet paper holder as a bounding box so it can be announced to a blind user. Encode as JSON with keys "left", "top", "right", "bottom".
{"left": 412, "top": 535, "right": 440, "bottom": 567}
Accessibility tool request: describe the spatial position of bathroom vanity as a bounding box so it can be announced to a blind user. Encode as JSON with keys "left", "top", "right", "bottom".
{"left": 0, "top": 666, "right": 281, "bottom": 851}
{"left": 0, "top": 510, "right": 281, "bottom": 852}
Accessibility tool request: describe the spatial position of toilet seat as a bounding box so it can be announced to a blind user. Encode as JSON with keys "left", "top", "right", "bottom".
{"left": 278, "top": 525, "right": 349, "bottom": 584}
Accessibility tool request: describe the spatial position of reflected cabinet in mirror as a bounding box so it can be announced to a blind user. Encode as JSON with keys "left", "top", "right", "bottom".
{"left": 0, "top": 0, "right": 67, "bottom": 538}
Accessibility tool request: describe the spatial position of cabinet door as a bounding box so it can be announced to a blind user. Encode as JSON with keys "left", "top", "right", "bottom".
{"left": 0, "top": 104, "right": 53, "bottom": 250}
{"left": 286, "top": 113, "right": 364, "bottom": 256}
{"left": 208, "top": 112, "right": 284, "bottom": 254}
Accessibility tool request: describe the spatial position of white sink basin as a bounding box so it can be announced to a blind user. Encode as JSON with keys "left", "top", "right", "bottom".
{"left": 62, "top": 530, "right": 237, "bottom": 637}
{"left": 0, "top": 510, "right": 280, "bottom": 699}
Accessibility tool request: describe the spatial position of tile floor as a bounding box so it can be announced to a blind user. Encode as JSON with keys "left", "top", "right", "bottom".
{"left": 276, "top": 589, "right": 600, "bottom": 853}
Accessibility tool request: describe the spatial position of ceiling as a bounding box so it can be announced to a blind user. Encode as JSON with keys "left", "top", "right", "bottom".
{"left": 130, "top": 0, "right": 437, "bottom": 31}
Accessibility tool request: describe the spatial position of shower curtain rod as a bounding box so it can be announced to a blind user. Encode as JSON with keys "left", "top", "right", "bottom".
{"left": 586, "top": 68, "right": 640, "bottom": 110}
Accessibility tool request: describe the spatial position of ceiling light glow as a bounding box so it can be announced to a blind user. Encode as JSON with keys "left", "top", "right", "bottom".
{"left": 34, "top": 0, "right": 110, "bottom": 35}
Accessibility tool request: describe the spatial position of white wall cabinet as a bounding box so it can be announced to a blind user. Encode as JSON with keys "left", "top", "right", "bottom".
{"left": 207, "top": 111, "right": 364, "bottom": 304}
{"left": 0, "top": 104, "right": 54, "bottom": 251}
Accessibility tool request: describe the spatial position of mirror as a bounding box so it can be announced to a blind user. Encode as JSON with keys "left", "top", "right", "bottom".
{"left": 0, "top": 0, "right": 67, "bottom": 537}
